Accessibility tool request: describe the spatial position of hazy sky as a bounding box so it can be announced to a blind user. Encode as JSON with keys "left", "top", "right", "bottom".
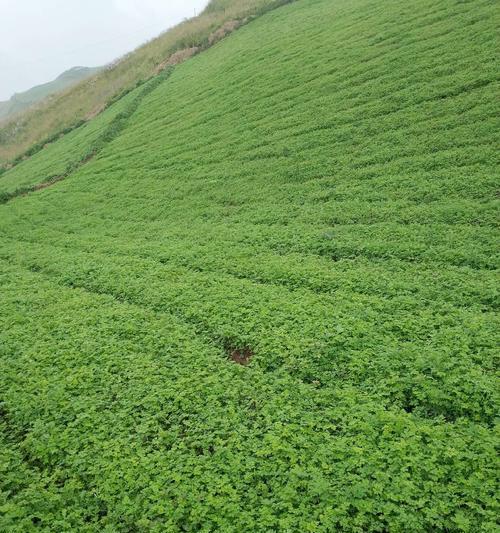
{"left": 0, "top": 0, "right": 208, "bottom": 101}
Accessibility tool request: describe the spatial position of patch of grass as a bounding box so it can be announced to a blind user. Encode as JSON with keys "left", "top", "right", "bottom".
{"left": 0, "top": 0, "right": 498, "bottom": 531}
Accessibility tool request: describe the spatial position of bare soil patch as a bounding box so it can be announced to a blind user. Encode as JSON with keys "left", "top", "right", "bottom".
{"left": 227, "top": 346, "right": 253, "bottom": 366}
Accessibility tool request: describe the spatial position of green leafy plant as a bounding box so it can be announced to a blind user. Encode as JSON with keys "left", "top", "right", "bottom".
{"left": 0, "top": 0, "right": 498, "bottom": 530}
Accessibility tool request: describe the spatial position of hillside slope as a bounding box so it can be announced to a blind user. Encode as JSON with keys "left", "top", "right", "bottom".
{"left": 0, "top": 0, "right": 294, "bottom": 165}
{"left": 0, "top": 0, "right": 498, "bottom": 531}
{"left": 0, "top": 67, "right": 102, "bottom": 122}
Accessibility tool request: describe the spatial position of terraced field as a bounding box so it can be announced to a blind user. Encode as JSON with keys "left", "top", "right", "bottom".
{"left": 0, "top": 0, "right": 498, "bottom": 530}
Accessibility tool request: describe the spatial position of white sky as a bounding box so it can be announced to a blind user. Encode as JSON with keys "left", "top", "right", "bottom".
{"left": 0, "top": 0, "right": 209, "bottom": 100}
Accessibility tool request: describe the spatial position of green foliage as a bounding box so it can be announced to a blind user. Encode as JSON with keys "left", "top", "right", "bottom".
{"left": 0, "top": 69, "right": 173, "bottom": 200}
{"left": 0, "top": 0, "right": 498, "bottom": 531}
{"left": 12, "top": 121, "right": 86, "bottom": 164}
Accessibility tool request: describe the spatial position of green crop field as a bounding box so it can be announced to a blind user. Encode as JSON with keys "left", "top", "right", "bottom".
{"left": 0, "top": 0, "right": 498, "bottom": 531}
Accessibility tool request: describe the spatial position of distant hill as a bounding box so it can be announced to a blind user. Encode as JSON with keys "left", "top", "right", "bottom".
{"left": 0, "top": 66, "right": 102, "bottom": 121}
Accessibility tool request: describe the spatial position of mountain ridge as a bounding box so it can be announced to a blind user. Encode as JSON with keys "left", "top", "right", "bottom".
{"left": 0, "top": 66, "right": 102, "bottom": 122}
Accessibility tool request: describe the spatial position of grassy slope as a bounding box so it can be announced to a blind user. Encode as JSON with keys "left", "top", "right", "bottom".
{"left": 0, "top": 89, "right": 140, "bottom": 195}
{"left": 0, "top": 69, "right": 174, "bottom": 200}
{"left": 0, "top": 0, "right": 499, "bottom": 531}
{"left": 0, "top": 0, "right": 293, "bottom": 165}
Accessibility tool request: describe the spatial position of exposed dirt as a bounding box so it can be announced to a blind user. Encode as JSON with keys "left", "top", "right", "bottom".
{"left": 208, "top": 20, "right": 242, "bottom": 46}
{"left": 33, "top": 175, "right": 65, "bottom": 191}
{"left": 155, "top": 47, "right": 200, "bottom": 74}
{"left": 228, "top": 346, "right": 254, "bottom": 366}
{"left": 155, "top": 19, "right": 244, "bottom": 75}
